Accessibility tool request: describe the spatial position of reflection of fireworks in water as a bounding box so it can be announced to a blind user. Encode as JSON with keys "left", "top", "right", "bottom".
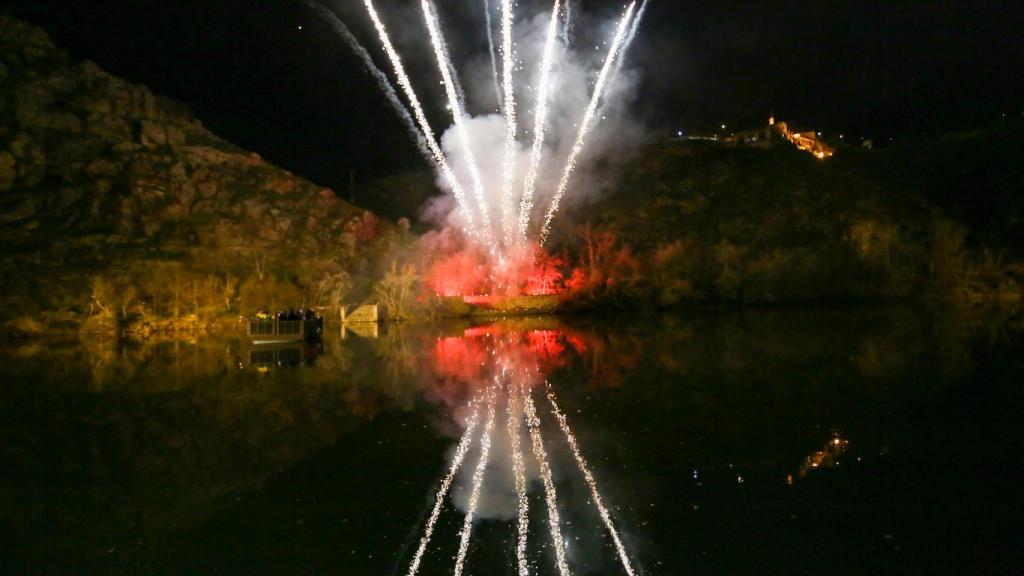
{"left": 405, "top": 396, "right": 481, "bottom": 576}
{"left": 352, "top": 0, "right": 646, "bottom": 258}
{"left": 403, "top": 326, "right": 641, "bottom": 574}
{"left": 453, "top": 382, "right": 498, "bottom": 576}
{"left": 523, "top": 379, "right": 571, "bottom": 576}
{"left": 505, "top": 376, "right": 530, "bottom": 576}
{"left": 547, "top": 381, "right": 636, "bottom": 576}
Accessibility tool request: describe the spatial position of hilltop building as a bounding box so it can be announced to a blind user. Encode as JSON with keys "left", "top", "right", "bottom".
{"left": 718, "top": 116, "right": 835, "bottom": 159}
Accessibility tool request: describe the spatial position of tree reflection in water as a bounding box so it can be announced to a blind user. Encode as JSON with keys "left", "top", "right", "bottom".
{"left": 0, "top": 304, "right": 1020, "bottom": 574}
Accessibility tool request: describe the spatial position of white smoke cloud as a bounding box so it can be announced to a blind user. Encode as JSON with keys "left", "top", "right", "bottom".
{"left": 420, "top": 4, "right": 647, "bottom": 241}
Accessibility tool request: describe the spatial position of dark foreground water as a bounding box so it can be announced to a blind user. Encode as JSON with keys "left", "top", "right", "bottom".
{"left": 1, "top": 307, "right": 1021, "bottom": 575}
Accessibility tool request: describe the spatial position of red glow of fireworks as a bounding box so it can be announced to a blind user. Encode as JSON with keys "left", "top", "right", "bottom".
{"left": 526, "top": 330, "right": 567, "bottom": 364}
{"left": 434, "top": 336, "right": 488, "bottom": 380}
{"left": 426, "top": 245, "right": 565, "bottom": 299}
{"left": 431, "top": 325, "right": 576, "bottom": 391}
{"left": 426, "top": 251, "right": 487, "bottom": 297}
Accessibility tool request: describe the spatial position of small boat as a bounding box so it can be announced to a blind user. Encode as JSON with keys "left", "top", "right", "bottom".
{"left": 247, "top": 316, "right": 323, "bottom": 343}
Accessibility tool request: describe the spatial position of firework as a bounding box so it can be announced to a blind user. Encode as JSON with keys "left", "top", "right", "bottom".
{"left": 499, "top": 0, "right": 520, "bottom": 248}
{"left": 421, "top": 0, "right": 496, "bottom": 251}
{"left": 518, "top": 0, "right": 562, "bottom": 240}
{"left": 359, "top": 0, "right": 479, "bottom": 241}
{"left": 539, "top": 2, "right": 636, "bottom": 245}
{"left": 601, "top": 0, "right": 649, "bottom": 119}
{"left": 405, "top": 397, "right": 482, "bottom": 576}
{"left": 546, "top": 382, "right": 636, "bottom": 576}
{"left": 297, "top": 0, "right": 433, "bottom": 165}
{"left": 482, "top": 0, "right": 502, "bottom": 107}
{"left": 452, "top": 382, "right": 498, "bottom": 576}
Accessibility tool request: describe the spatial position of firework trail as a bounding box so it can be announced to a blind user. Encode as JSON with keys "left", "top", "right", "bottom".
{"left": 522, "top": 381, "right": 571, "bottom": 576}
{"left": 483, "top": 0, "right": 503, "bottom": 108}
{"left": 453, "top": 383, "right": 499, "bottom": 576}
{"left": 517, "top": 0, "right": 561, "bottom": 240}
{"left": 296, "top": 0, "right": 433, "bottom": 165}
{"left": 498, "top": 0, "right": 521, "bottom": 248}
{"left": 538, "top": 2, "right": 636, "bottom": 245}
{"left": 545, "top": 383, "right": 636, "bottom": 576}
{"left": 599, "top": 0, "right": 649, "bottom": 118}
{"left": 359, "top": 0, "right": 479, "bottom": 240}
{"left": 405, "top": 398, "right": 482, "bottom": 576}
{"left": 505, "top": 376, "right": 530, "bottom": 576}
{"left": 421, "top": 0, "right": 496, "bottom": 250}
{"left": 561, "top": 0, "right": 574, "bottom": 45}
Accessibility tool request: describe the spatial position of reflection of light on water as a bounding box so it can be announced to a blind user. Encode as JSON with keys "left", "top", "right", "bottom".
{"left": 405, "top": 397, "right": 481, "bottom": 576}
{"left": 547, "top": 381, "right": 636, "bottom": 576}
{"left": 505, "top": 377, "right": 530, "bottom": 576}
{"left": 524, "top": 378, "right": 571, "bottom": 576}
{"left": 453, "top": 383, "right": 498, "bottom": 576}
{"left": 402, "top": 324, "right": 641, "bottom": 575}
{"left": 789, "top": 435, "right": 850, "bottom": 485}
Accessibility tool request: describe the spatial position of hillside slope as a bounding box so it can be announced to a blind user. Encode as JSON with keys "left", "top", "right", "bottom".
{"left": 545, "top": 139, "right": 1017, "bottom": 306}
{"left": 0, "top": 16, "right": 401, "bottom": 334}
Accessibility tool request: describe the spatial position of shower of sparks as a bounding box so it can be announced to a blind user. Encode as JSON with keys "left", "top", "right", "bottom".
{"left": 517, "top": 0, "right": 561, "bottom": 240}
{"left": 600, "top": 0, "right": 648, "bottom": 119}
{"left": 505, "top": 376, "right": 530, "bottom": 576}
{"left": 499, "top": 0, "right": 520, "bottom": 248}
{"left": 523, "top": 381, "right": 571, "bottom": 576}
{"left": 483, "top": 0, "right": 503, "bottom": 108}
{"left": 539, "top": 1, "right": 636, "bottom": 245}
{"left": 355, "top": 0, "right": 648, "bottom": 258}
{"left": 360, "top": 0, "right": 479, "bottom": 241}
{"left": 405, "top": 397, "right": 482, "bottom": 576}
{"left": 421, "top": 0, "right": 497, "bottom": 251}
{"left": 453, "top": 382, "right": 499, "bottom": 576}
{"left": 546, "top": 382, "right": 636, "bottom": 576}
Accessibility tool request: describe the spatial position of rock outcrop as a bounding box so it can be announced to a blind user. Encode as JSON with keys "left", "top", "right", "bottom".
{"left": 0, "top": 16, "right": 397, "bottom": 327}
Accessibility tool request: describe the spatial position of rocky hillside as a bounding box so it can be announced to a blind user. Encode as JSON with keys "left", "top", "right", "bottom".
{"left": 0, "top": 16, "right": 403, "bottom": 334}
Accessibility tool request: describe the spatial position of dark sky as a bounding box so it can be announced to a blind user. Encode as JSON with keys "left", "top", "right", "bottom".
{"left": 4, "top": 0, "right": 1022, "bottom": 192}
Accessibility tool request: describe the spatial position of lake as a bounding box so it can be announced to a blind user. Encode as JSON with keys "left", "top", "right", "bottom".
{"left": 1, "top": 306, "right": 1020, "bottom": 575}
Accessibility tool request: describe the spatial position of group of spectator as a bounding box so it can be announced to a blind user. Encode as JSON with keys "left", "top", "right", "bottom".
{"left": 254, "top": 309, "right": 320, "bottom": 321}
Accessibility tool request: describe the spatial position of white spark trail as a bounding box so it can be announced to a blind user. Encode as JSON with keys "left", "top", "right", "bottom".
{"left": 539, "top": 2, "right": 636, "bottom": 245}
{"left": 405, "top": 397, "right": 482, "bottom": 576}
{"left": 360, "top": 0, "right": 479, "bottom": 240}
{"left": 545, "top": 382, "right": 636, "bottom": 576}
{"left": 517, "top": 0, "right": 561, "bottom": 240}
{"left": 421, "top": 0, "right": 497, "bottom": 251}
{"left": 483, "top": 0, "right": 503, "bottom": 108}
{"left": 600, "top": 0, "right": 649, "bottom": 118}
{"left": 498, "top": 0, "right": 519, "bottom": 248}
{"left": 522, "top": 382, "right": 571, "bottom": 576}
{"left": 297, "top": 0, "right": 433, "bottom": 165}
{"left": 453, "top": 383, "right": 499, "bottom": 576}
{"left": 561, "top": 0, "right": 573, "bottom": 45}
{"left": 505, "top": 377, "right": 529, "bottom": 576}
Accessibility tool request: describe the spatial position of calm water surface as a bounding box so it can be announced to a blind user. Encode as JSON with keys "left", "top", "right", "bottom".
{"left": 1, "top": 307, "right": 1021, "bottom": 575}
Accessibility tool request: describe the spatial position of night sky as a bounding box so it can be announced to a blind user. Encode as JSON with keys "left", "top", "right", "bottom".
{"left": 4, "top": 0, "right": 1022, "bottom": 193}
